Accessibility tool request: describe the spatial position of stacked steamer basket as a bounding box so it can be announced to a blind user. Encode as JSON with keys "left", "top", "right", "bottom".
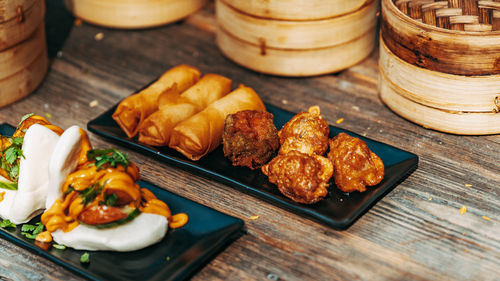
{"left": 215, "top": 0, "right": 379, "bottom": 77}
{"left": 63, "top": 0, "right": 207, "bottom": 29}
{"left": 379, "top": 0, "right": 500, "bottom": 135}
{"left": 0, "top": 0, "right": 48, "bottom": 108}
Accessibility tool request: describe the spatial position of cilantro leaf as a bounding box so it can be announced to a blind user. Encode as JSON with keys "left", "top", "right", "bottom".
{"left": 87, "top": 149, "right": 129, "bottom": 170}
{"left": 0, "top": 219, "right": 16, "bottom": 229}
{"left": 21, "top": 224, "right": 36, "bottom": 232}
{"left": 21, "top": 222, "right": 44, "bottom": 240}
{"left": 80, "top": 252, "right": 90, "bottom": 263}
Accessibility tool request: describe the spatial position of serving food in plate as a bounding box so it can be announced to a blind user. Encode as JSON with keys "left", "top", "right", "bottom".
{"left": 39, "top": 126, "right": 188, "bottom": 251}
{"left": 1, "top": 114, "right": 188, "bottom": 252}
{"left": 0, "top": 114, "right": 63, "bottom": 224}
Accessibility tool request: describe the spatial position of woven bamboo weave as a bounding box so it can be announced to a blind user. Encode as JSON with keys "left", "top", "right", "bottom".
{"left": 393, "top": 0, "right": 500, "bottom": 31}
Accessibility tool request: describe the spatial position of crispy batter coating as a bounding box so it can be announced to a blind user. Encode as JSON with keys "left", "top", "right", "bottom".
{"left": 261, "top": 151, "right": 333, "bottom": 204}
{"left": 327, "top": 133, "right": 384, "bottom": 193}
{"left": 278, "top": 105, "right": 329, "bottom": 156}
{"left": 223, "top": 110, "right": 279, "bottom": 169}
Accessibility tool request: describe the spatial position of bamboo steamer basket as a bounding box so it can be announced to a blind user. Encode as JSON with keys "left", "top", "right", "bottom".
{"left": 0, "top": 0, "right": 47, "bottom": 108}
{"left": 379, "top": 0, "right": 500, "bottom": 135}
{"left": 63, "top": 0, "right": 207, "bottom": 29}
{"left": 381, "top": 0, "right": 500, "bottom": 76}
{"left": 379, "top": 38, "right": 500, "bottom": 135}
{"left": 216, "top": 0, "right": 379, "bottom": 76}
{"left": 0, "top": 0, "right": 44, "bottom": 51}
{"left": 223, "top": 0, "right": 368, "bottom": 20}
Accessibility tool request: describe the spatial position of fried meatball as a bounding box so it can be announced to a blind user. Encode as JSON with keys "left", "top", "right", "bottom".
{"left": 327, "top": 133, "right": 384, "bottom": 193}
{"left": 223, "top": 110, "right": 279, "bottom": 170}
{"left": 261, "top": 151, "right": 333, "bottom": 204}
{"left": 278, "top": 105, "right": 329, "bottom": 156}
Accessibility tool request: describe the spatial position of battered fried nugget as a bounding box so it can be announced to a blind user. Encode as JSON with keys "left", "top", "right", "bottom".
{"left": 223, "top": 110, "right": 279, "bottom": 169}
{"left": 278, "top": 105, "right": 329, "bottom": 156}
{"left": 327, "top": 133, "right": 384, "bottom": 193}
{"left": 261, "top": 151, "right": 333, "bottom": 204}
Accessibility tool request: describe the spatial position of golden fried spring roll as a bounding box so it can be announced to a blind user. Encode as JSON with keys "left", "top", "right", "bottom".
{"left": 112, "top": 65, "right": 201, "bottom": 138}
{"left": 138, "top": 74, "right": 232, "bottom": 146}
{"left": 169, "top": 85, "right": 266, "bottom": 161}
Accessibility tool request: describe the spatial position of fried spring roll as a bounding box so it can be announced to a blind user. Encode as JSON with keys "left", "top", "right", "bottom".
{"left": 138, "top": 74, "right": 232, "bottom": 146}
{"left": 112, "top": 65, "right": 201, "bottom": 138}
{"left": 169, "top": 85, "right": 266, "bottom": 161}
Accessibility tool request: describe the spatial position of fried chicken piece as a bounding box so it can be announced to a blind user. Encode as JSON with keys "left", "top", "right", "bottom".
{"left": 327, "top": 133, "right": 384, "bottom": 193}
{"left": 278, "top": 105, "right": 329, "bottom": 156}
{"left": 261, "top": 151, "right": 333, "bottom": 204}
{"left": 223, "top": 110, "right": 279, "bottom": 169}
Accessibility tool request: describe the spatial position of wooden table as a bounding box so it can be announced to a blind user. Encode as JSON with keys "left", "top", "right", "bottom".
{"left": 1, "top": 1, "right": 499, "bottom": 280}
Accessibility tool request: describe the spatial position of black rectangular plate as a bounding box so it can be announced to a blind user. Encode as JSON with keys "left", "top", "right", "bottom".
{"left": 88, "top": 103, "right": 418, "bottom": 230}
{"left": 0, "top": 123, "right": 244, "bottom": 281}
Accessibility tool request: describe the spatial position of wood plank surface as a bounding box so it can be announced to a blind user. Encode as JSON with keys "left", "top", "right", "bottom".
{"left": 0, "top": 1, "right": 499, "bottom": 280}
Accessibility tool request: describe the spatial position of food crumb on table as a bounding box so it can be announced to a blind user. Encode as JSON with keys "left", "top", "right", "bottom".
{"left": 482, "top": 216, "right": 491, "bottom": 221}
{"left": 74, "top": 18, "right": 82, "bottom": 26}
{"left": 459, "top": 205, "right": 467, "bottom": 215}
{"left": 464, "top": 184, "right": 472, "bottom": 188}
{"left": 249, "top": 215, "right": 259, "bottom": 220}
{"left": 89, "top": 100, "right": 99, "bottom": 107}
{"left": 45, "top": 113, "right": 52, "bottom": 119}
{"left": 336, "top": 118, "right": 344, "bottom": 124}
{"left": 428, "top": 197, "right": 432, "bottom": 201}
{"left": 94, "top": 32, "right": 104, "bottom": 41}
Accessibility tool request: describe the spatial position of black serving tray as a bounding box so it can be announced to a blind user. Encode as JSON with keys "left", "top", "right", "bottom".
{"left": 0, "top": 123, "right": 244, "bottom": 281}
{"left": 88, "top": 103, "right": 418, "bottom": 230}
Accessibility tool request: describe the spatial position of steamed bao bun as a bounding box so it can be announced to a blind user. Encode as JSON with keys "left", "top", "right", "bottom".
{"left": 45, "top": 126, "right": 168, "bottom": 251}
{"left": 0, "top": 125, "right": 60, "bottom": 224}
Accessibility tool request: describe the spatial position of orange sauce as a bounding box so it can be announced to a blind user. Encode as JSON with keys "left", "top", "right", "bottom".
{"left": 0, "top": 191, "right": 5, "bottom": 203}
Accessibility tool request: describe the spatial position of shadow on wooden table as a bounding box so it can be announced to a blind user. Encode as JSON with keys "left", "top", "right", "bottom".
{"left": 45, "top": 0, "right": 74, "bottom": 58}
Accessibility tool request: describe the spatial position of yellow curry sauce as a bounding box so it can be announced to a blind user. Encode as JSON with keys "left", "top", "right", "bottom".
{"left": 38, "top": 129, "right": 187, "bottom": 243}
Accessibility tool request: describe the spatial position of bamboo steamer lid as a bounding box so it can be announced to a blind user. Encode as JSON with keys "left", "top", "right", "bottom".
{"left": 63, "top": 0, "right": 207, "bottom": 29}
{"left": 0, "top": 25, "right": 48, "bottom": 108}
{"left": 216, "top": 0, "right": 379, "bottom": 76}
{"left": 381, "top": 0, "right": 500, "bottom": 75}
{"left": 0, "top": 0, "right": 44, "bottom": 51}
{"left": 222, "top": 0, "right": 368, "bottom": 20}
{"left": 216, "top": 0, "right": 378, "bottom": 49}
{"left": 379, "top": 38, "right": 500, "bottom": 135}
{"left": 217, "top": 26, "right": 376, "bottom": 77}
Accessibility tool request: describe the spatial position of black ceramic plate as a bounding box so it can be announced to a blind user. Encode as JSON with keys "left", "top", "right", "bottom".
{"left": 88, "top": 103, "right": 418, "bottom": 230}
{"left": 0, "top": 123, "right": 244, "bottom": 281}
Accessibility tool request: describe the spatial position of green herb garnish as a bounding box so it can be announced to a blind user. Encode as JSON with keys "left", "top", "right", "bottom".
{"left": 21, "top": 222, "right": 44, "bottom": 239}
{"left": 0, "top": 181, "right": 17, "bottom": 190}
{"left": 87, "top": 148, "right": 129, "bottom": 170}
{"left": 79, "top": 182, "right": 104, "bottom": 206}
{"left": 0, "top": 219, "right": 16, "bottom": 229}
{"left": 64, "top": 185, "right": 75, "bottom": 195}
{"left": 80, "top": 252, "right": 90, "bottom": 264}
{"left": 0, "top": 136, "right": 24, "bottom": 184}
{"left": 104, "top": 193, "right": 118, "bottom": 206}
{"left": 18, "top": 113, "right": 34, "bottom": 128}
{"left": 52, "top": 244, "right": 66, "bottom": 250}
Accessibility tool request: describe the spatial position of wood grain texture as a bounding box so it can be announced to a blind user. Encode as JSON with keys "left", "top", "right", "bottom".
{"left": 0, "top": 1, "right": 499, "bottom": 280}
{"left": 381, "top": 0, "right": 500, "bottom": 75}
